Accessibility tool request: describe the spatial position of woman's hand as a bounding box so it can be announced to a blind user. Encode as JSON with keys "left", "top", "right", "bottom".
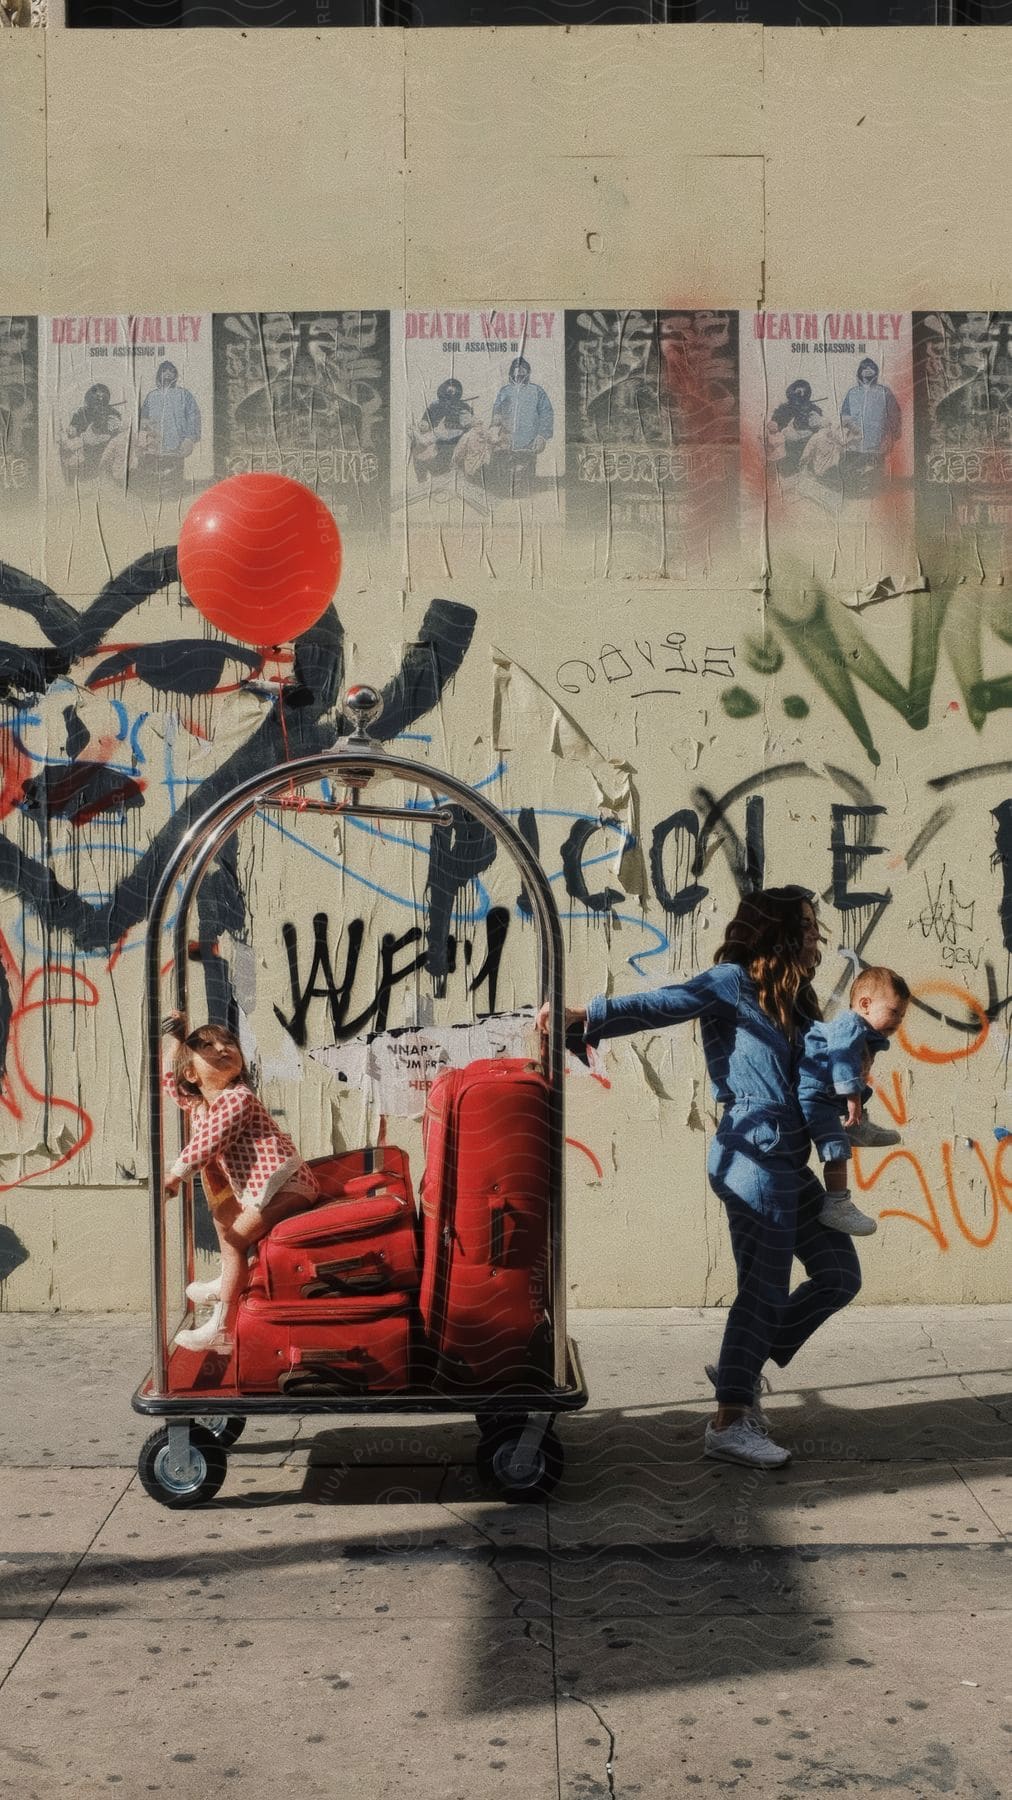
{"left": 161, "top": 1011, "right": 187, "bottom": 1040}
{"left": 536, "top": 1002, "right": 588, "bottom": 1037}
{"left": 164, "top": 1173, "right": 181, "bottom": 1199}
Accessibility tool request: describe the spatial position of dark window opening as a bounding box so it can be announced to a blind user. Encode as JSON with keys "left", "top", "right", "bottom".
{"left": 66, "top": 0, "right": 997, "bottom": 26}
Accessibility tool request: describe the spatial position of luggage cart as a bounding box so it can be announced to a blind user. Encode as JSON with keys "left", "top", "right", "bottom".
{"left": 132, "top": 686, "right": 588, "bottom": 1506}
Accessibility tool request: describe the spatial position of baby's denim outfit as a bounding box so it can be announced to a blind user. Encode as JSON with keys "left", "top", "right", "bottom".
{"left": 586, "top": 965, "right": 861, "bottom": 1407}
{"left": 797, "top": 1012, "right": 891, "bottom": 1165}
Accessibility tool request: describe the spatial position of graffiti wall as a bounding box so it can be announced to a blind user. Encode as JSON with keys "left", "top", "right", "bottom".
{"left": 1, "top": 300, "right": 1010, "bottom": 1308}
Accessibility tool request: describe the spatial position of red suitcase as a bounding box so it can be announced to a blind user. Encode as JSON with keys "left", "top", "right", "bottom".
{"left": 235, "top": 1293, "right": 414, "bottom": 1394}
{"left": 419, "top": 1058, "right": 552, "bottom": 1390}
{"left": 249, "top": 1148, "right": 420, "bottom": 1302}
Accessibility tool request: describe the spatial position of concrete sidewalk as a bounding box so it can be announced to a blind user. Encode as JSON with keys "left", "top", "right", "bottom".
{"left": 0, "top": 1306, "right": 1009, "bottom": 1799}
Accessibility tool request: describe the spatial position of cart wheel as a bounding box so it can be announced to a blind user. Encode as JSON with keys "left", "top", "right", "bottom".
{"left": 195, "top": 1414, "right": 247, "bottom": 1447}
{"left": 476, "top": 1421, "right": 563, "bottom": 1502}
{"left": 138, "top": 1425, "right": 228, "bottom": 1509}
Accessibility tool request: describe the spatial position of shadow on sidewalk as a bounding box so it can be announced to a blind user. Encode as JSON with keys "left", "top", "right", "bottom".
{"left": 4, "top": 1378, "right": 1006, "bottom": 1708}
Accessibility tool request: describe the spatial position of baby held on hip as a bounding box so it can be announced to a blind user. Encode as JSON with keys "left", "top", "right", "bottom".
{"left": 799, "top": 966, "right": 910, "bottom": 1239}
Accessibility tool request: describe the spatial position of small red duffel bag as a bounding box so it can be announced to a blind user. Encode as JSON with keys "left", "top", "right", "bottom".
{"left": 248, "top": 1144, "right": 421, "bottom": 1302}
{"left": 235, "top": 1293, "right": 415, "bottom": 1394}
{"left": 250, "top": 1192, "right": 421, "bottom": 1302}
{"left": 307, "top": 1145, "right": 415, "bottom": 1207}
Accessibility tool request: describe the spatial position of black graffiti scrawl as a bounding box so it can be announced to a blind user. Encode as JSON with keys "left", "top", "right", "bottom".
{"left": 0, "top": 547, "right": 477, "bottom": 1040}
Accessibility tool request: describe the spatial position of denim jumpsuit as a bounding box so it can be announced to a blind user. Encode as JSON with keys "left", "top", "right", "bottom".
{"left": 797, "top": 1012, "right": 891, "bottom": 1165}
{"left": 585, "top": 963, "right": 862, "bottom": 1407}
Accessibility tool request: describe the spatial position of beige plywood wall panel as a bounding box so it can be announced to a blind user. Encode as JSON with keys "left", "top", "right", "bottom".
{"left": 0, "top": 38, "right": 47, "bottom": 311}
{"left": 1, "top": 1191, "right": 151, "bottom": 1312}
{"left": 44, "top": 31, "right": 406, "bottom": 311}
{"left": 763, "top": 28, "right": 1012, "bottom": 307}
{"left": 1, "top": 26, "right": 1010, "bottom": 1310}
{"left": 406, "top": 154, "right": 764, "bottom": 304}
{"left": 404, "top": 26, "right": 763, "bottom": 161}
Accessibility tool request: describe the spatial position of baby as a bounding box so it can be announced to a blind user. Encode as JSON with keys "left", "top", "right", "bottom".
{"left": 797, "top": 966, "right": 910, "bottom": 1238}
{"left": 162, "top": 1015, "right": 318, "bottom": 1352}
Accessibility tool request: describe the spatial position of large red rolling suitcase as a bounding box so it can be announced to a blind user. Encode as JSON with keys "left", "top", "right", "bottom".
{"left": 419, "top": 1058, "right": 552, "bottom": 1390}
{"left": 249, "top": 1147, "right": 420, "bottom": 1303}
{"left": 235, "top": 1293, "right": 414, "bottom": 1394}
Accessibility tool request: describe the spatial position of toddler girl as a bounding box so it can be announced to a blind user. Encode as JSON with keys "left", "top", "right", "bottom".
{"left": 162, "top": 1014, "right": 318, "bottom": 1352}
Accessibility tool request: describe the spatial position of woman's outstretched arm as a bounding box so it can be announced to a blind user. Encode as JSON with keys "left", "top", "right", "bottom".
{"left": 538, "top": 963, "right": 740, "bottom": 1047}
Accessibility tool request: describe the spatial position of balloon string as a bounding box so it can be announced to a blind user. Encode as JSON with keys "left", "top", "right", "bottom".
{"left": 273, "top": 655, "right": 307, "bottom": 812}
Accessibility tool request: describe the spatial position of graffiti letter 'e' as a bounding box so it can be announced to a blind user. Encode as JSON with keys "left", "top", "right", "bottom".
{"left": 830, "top": 804, "right": 891, "bottom": 912}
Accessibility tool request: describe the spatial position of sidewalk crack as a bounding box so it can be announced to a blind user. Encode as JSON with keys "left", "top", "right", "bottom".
{"left": 952, "top": 1463, "right": 1007, "bottom": 1541}
{"left": 548, "top": 1503, "right": 615, "bottom": 1799}
{"left": 922, "top": 1323, "right": 1010, "bottom": 1429}
{"left": 437, "top": 1500, "right": 551, "bottom": 1647}
{"left": 558, "top": 1689, "right": 617, "bottom": 1800}
{"left": 0, "top": 1473, "right": 133, "bottom": 1697}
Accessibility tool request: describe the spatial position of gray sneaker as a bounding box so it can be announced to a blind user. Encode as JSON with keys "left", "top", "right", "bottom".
{"left": 818, "top": 1194, "right": 878, "bottom": 1236}
{"left": 704, "top": 1416, "right": 791, "bottom": 1469}
{"left": 704, "top": 1361, "right": 772, "bottom": 1431}
{"left": 848, "top": 1118, "right": 901, "bottom": 1148}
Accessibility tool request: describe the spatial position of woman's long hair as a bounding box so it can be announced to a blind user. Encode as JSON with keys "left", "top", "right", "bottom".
{"left": 714, "top": 886, "right": 822, "bottom": 1035}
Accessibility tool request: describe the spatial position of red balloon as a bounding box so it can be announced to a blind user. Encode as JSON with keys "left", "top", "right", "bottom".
{"left": 177, "top": 473, "right": 342, "bottom": 648}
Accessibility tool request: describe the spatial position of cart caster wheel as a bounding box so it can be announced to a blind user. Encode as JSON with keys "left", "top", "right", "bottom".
{"left": 138, "top": 1425, "right": 228, "bottom": 1509}
{"left": 196, "top": 1414, "right": 247, "bottom": 1447}
{"left": 476, "top": 1422, "right": 563, "bottom": 1502}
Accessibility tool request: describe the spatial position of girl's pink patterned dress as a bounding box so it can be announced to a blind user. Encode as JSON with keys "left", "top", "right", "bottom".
{"left": 163, "top": 1072, "right": 318, "bottom": 1212}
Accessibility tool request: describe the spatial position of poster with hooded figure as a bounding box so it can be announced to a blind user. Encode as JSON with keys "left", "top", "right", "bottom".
{"left": 392, "top": 307, "right": 565, "bottom": 531}
{"left": 913, "top": 311, "right": 1012, "bottom": 578}
{"left": 740, "top": 310, "right": 916, "bottom": 603}
{"left": 43, "top": 314, "right": 213, "bottom": 511}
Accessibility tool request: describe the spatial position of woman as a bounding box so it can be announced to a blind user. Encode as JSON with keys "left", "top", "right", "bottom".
{"left": 551, "top": 888, "right": 861, "bottom": 1470}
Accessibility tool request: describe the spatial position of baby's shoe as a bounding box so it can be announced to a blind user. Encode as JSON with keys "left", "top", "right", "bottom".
{"left": 185, "top": 1273, "right": 222, "bottom": 1304}
{"left": 818, "top": 1190, "right": 878, "bottom": 1236}
{"left": 848, "top": 1118, "right": 901, "bottom": 1148}
{"left": 173, "top": 1302, "right": 232, "bottom": 1354}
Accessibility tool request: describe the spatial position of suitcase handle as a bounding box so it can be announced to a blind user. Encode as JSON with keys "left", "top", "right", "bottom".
{"left": 312, "top": 1173, "right": 390, "bottom": 1204}
{"left": 301, "top": 1254, "right": 394, "bottom": 1298}
{"left": 290, "top": 1345, "right": 371, "bottom": 1367}
{"left": 490, "top": 1202, "right": 506, "bottom": 1265}
{"left": 281, "top": 1346, "right": 375, "bottom": 1393}
{"left": 279, "top": 1359, "right": 373, "bottom": 1396}
{"left": 319, "top": 1251, "right": 385, "bottom": 1275}
{"left": 489, "top": 1198, "right": 540, "bottom": 1267}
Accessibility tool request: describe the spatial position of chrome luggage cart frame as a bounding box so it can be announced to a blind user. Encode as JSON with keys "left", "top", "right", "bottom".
{"left": 132, "top": 699, "right": 587, "bottom": 1505}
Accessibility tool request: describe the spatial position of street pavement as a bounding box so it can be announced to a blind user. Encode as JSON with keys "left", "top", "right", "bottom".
{"left": 0, "top": 1306, "right": 1009, "bottom": 1799}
